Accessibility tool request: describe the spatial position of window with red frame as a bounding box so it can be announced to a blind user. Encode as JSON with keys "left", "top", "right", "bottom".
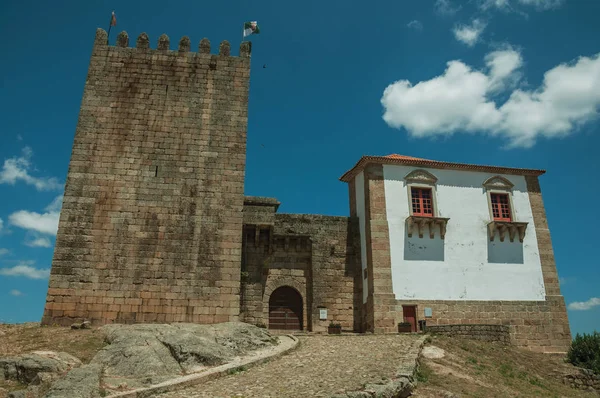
{"left": 490, "top": 193, "right": 512, "bottom": 221}
{"left": 411, "top": 187, "right": 434, "bottom": 217}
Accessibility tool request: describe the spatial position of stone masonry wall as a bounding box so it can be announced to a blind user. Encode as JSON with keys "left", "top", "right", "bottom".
{"left": 273, "top": 214, "right": 360, "bottom": 332}
{"left": 426, "top": 324, "right": 510, "bottom": 343}
{"left": 240, "top": 226, "right": 311, "bottom": 330}
{"left": 363, "top": 165, "right": 397, "bottom": 334}
{"left": 42, "top": 29, "right": 251, "bottom": 326}
{"left": 396, "top": 297, "right": 571, "bottom": 353}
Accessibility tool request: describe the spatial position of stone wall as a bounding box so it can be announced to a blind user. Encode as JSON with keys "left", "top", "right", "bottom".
{"left": 395, "top": 296, "right": 571, "bottom": 353}
{"left": 426, "top": 324, "right": 510, "bottom": 343}
{"left": 42, "top": 29, "right": 251, "bottom": 326}
{"left": 273, "top": 214, "right": 360, "bottom": 332}
{"left": 363, "top": 165, "right": 401, "bottom": 334}
{"left": 239, "top": 198, "right": 360, "bottom": 332}
{"left": 240, "top": 225, "right": 311, "bottom": 329}
{"left": 562, "top": 368, "right": 600, "bottom": 392}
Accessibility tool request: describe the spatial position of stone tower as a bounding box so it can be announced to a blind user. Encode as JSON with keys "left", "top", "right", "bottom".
{"left": 42, "top": 29, "right": 252, "bottom": 325}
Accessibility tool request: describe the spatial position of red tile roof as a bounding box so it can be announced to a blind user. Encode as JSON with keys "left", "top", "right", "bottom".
{"left": 339, "top": 154, "right": 545, "bottom": 182}
{"left": 384, "top": 154, "right": 428, "bottom": 161}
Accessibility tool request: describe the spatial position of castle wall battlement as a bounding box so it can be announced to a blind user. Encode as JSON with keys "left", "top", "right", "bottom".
{"left": 42, "top": 28, "right": 252, "bottom": 326}
{"left": 96, "top": 28, "right": 251, "bottom": 57}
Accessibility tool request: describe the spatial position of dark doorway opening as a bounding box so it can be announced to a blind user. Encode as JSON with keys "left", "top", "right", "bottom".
{"left": 268, "top": 286, "right": 303, "bottom": 331}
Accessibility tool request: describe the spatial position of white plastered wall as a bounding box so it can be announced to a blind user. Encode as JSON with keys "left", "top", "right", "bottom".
{"left": 383, "top": 165, "right": 546, "bottom": 301}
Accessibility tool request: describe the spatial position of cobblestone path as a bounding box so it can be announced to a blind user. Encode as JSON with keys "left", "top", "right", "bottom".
{"left": 157, "top": 334, "right": 423, "bottom": 398}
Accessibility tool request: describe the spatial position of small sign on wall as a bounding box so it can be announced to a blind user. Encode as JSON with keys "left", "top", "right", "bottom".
{"left": 319, "top": 308, "right": 327, "bottom": 320}
{"left": 424, "top": 307, "right": 433, "bottom": 318}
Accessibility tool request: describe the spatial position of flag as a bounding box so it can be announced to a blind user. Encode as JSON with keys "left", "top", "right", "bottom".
{"left": 110, "top": 11, "right": 117, "bottom": 27}
{"left": 243, "top": 21, "right": 260, "bottom": 37}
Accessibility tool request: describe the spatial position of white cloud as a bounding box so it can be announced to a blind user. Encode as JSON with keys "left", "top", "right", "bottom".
{"left": 517, "top": 0, "right": 563, "bottom": 10}
{"left": 0, "top": 263, "right": 50, "bottom": 279}
{"left": 486, "top": 47, "right": 524, "bottom": 91}
{"left": 9, "top": 211, "right": 60, "bottom": 236}
{"left": 0, "top": 147, "right": 62, "bottom": 191}
{"left": 480, "top": 0, "right": 511, "bottom": 10}
{"left": 8, "top": 195, "right": 63, "bottom": 236}
{"left": 0, "top": 248, "right": 9, "bottom": 256}
{"left": 407, "top": 20, "right": 423, "bottom": 31}
{"left": 10, "top": 289, "right": 23, "bottom": 297}
{"left": 453, "top": 19, "right": 486, "bottom": 47}
{"left": 24, "top": 236, "right": 52, "bottom": 248}
{"left": 45, "top": 195, "right": 63, "bottom": 213}
{"left": 381, "top": 49, "right": 600, "bottom": 148}
{"left": 568, "top": 297, "right": 600, "bottom": 311}
{"left": 435, "top": 0, "right": 461, "bottom": 16}
{"left": 480, "top": 0, "right": 562, "bottom": 10}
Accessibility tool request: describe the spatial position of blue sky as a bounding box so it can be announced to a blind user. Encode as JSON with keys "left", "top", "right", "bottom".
{"left": 0, "top": 0, "right": 598, "bottom": 336}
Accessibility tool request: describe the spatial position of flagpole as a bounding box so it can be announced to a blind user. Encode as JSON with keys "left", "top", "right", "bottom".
{"left": 107, "top": 11, "right": 114, "bottom": 45}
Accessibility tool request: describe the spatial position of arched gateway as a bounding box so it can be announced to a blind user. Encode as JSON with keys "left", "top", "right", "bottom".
{"left": 268, "top": 286, "right": 303, "bottom": 330}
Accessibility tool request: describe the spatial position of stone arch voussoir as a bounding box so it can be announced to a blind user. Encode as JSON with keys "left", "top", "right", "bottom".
{"left": 262, "top": 276, "right": 308, "bottom": 331}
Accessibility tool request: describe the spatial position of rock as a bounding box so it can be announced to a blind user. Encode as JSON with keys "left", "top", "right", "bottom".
{"left": 8, "top": 385, "right": 43, "bottom": 398}
{"left": 345, "top": 392, "right": 373, "bottom": 398}
{"left": 443, "top": 392, "right": 459, "bottom": 398}
{"left": 0, "top": 351, "right": 81, "bottom": 385}
{"left": 70, "top": 321, "right": 91, "bottom": 330}
{"left": 90, "top": 329, "right": 182, "bottom": 388}
{"left": 37, "top": 322, "right": 278, "bottom": 396}
{"left": 206, "top": 322, "right": 278, "bottom": 353}
{"left": 421, "top": 346, "right": 445, "bottom": 359}
{"left": 157, "top": 330, "right": 235, "bottom": 371}
{"left": 364, "top": 378, "right": 412, "bottom": 398}
{"left": 43, "top": 364, "right": 102, "bottom": 398}
{"left": 331, "top": 392, "right": 372, "bottom": 398}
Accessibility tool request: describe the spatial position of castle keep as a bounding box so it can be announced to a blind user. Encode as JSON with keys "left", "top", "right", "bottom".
{"left": 43, "top": 29, "right": 572, "bottom": 353}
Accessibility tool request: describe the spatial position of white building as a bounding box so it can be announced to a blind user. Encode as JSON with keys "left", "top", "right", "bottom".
{"left": 341, "top": 154, "right": 570, "bottom": 353}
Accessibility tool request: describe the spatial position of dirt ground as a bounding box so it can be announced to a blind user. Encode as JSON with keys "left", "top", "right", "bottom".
{"left": 0, "top": 322, "right": 105, "bottom": 363}
{"left": 413, "top": 335, "right": 598, "bottom": 398}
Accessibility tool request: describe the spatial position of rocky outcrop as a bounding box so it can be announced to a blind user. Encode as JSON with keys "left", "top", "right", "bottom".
{"left": 0, "top": 351, "right": 82, "bottom": 398}
{"left": 0, "top": 351, "right": 81, "bottom": 385}
{"left": 37, "top": 322, "right": 277, "bottom": 397}
{"left": 43, "top": 365, "right": 102, "bottom": 398}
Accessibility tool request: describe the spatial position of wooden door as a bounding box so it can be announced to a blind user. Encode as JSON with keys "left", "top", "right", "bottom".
{"left": 403, "top": 305, "right": 417, "bottom": 332}
{"left": 268, "top": 286, "right": 303, "bottom": 330}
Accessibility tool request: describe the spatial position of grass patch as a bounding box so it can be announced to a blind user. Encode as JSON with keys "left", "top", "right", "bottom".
{"left": 227, "top": 365, "right": 248, "bottom": 375}
{"left": 499, "top": 363, "right": 515, "bottom": 378}
{"left": 415, "top": 363, "right": 432, "bottom": 383}
{"left": 413, "top": 336, "right": 592, "bottom": 397}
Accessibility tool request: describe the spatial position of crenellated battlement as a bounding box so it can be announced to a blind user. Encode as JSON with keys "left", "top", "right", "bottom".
{"left": 94, "top": 28, "right": 251, "bottom": 57}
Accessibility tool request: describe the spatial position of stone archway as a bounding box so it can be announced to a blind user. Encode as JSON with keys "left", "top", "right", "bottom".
{"left": 268, "top": 286, "right": 303, "bottom": 330}
{"left": 262, "top": 277, "right": 308, "bottom": 331}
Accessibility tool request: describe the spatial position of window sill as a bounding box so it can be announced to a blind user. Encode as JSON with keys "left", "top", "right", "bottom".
{"left": 406, "top": 216, "right": 450, "bottom": 239}
{"left": 487, "top": 221, "right": 528, "bottom": 243}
